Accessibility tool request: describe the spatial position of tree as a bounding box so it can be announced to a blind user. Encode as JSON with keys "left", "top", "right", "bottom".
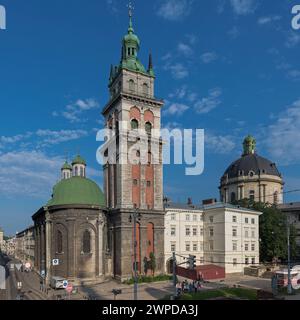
{"left": 143, "top": 257, "right": 149, "bottom": 275}
{"left": 149, "top": 252, "right": 156, "bottom": 276}
{"left": 233, "top": 199, "right": 297, "bottom": 263}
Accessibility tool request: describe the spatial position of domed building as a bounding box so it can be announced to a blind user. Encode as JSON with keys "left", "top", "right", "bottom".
{"left": 32, "top": 155, "right": 109, "bottom": 285}
{"left": 219, "top": 136, "right": 284, "bottom": 205}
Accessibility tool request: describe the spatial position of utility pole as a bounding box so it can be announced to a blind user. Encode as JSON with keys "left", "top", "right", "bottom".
{"left": 172, "top": 251, "right": 177, "bottom": 298}
{"left": 287, "top": 220, "right": 292, "bottom": 295}
{"left": 129, "top": 207, "right": 140, "bottom": 301}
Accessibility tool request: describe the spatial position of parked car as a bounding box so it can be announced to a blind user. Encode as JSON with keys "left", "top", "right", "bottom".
{"left": 50, "top": 276, "right": 67, "bottom": 290}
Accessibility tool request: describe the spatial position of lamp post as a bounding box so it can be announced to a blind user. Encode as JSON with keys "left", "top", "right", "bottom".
{"left": 129, "top": 207, "right": 141, "bottom": 301}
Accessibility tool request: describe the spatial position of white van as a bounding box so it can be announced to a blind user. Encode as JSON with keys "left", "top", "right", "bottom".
{"left": 50, "top": 276, "right": 67, "bottom": 290}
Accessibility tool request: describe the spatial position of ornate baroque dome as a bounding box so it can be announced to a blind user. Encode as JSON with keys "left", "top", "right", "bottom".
{"left": 47, "top": 176, "right": 105, "bottom": 207}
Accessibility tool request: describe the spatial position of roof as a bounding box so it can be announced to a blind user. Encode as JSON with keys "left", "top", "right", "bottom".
{"left": 165, "top": 202, "right": 261, "bottom": 214}
{"left": 278, "top": 202, "right": 300, "bottom": 211}
{"left": 61, "top": 161, "right": 72, "bottom": 170}
{"left": 47, "top": 176, "right": 105, "bottom": 207}
{"left": 72, "top": 155, "right": 86, "bottom": 166}
{"left": 223, "top": 153, "right": 281, "bottom": 179}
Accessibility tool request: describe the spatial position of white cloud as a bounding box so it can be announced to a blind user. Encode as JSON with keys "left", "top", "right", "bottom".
{"left": 230, "top": 0, "right": 257, "bottom": 15}
{"left": 36, "top": 129, "right": 88, "bottom": 146}
{"left": 178, "top": 42, "right": 193, "bottom": 57}
{"left": 164, "top": 103, "right": 190, "bottom": 116}
{"left": 200, "top": 52, "right": 218, "bottom": 64}
{"left": 287, "top": 70, "right": 300, "bottom": 81}
{"left": 227, "top": 26, "right": 240, "bottom": 39}
{"left": 0, "top": 150, "right": 101, "bottom": 198}
{"left": 265, "top": 99, "right": 300, "bottom": 165}
{"left": 54, "top": 98, "right": 100, "bottom": 123}
{"left": 285, "top": 31, "right": 300, "bottom": 48}
{"left": 194, "top": 88, "right": 222, "bottom": 114}
{"left": 257, "top": 15, "right": 281, "bottom": 25}
{"left": 165, "top": 63, "right": 189, "bottom": 79}
{"left": 157, "top": 0, "right": 193, "bottom": 21}
{"left": 205, "top": 133, "right": 236, "bottom": 154}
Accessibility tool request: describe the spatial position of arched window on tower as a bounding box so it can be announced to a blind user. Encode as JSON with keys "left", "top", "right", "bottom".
{"left": 80, "top": 167, "right": 84, "bottom": 177}
{"left": 131, "top": 119, "right": 139, "bottom": 130}
{"left": 83, "top": 230, "right": 91, "bottom": 254}
{"left": 75, "top": 166, "right": 78, "bottom": 177}
{"left": 57, "top": 231, "right": 63, "bottom": 254}
{"left": 129, "top": 79, "right": 135, "bottom": 92}
{"left": 143, "top": 83, "right": 149, "bottom": 96}
{"left": 145, "top": 122, "right": 152, "bottom": 135}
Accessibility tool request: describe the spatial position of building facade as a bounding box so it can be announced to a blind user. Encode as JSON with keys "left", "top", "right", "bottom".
{"left": 0, "top": 228, "right": 3, "bottom": 252}
{"left": 32, "top": 155, "right": 108, "bottom": 285}
{"left": 15, "top": 226, "right": 35, "bottom": 267}
{"left": 278, "top": 202, "right": 300, "bottom": 257}
{"left": 220, "top": 136, "right": 284, "bottom": 205}
{"left": 164, "top": 201, "right": 261, "bottom": 274}
{"left": 102, "top": 12, "right": 165, "bottom": 280}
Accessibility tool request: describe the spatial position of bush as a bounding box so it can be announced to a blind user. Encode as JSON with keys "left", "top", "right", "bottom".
{"left": 123, "top": 274, "right": 172, "bottom": 285}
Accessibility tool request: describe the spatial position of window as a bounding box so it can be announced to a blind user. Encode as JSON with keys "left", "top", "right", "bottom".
{"left": 131, "top": 119, "right": 139, "bottom": 130}
{"left": 251, "top": 258, "right": 255, "bottom": 265}
{"left": 209, "top": 228, "right": 214, "bottom": 237}
{"left": 245, "top": 229, "right": 249, "bottom": 238}
{"left": 147, "top": 181, "right": 151, "bottom": 187}
{"left": 251, "top": 243, "right": 255, "bottom": 251}
{"left": 133, "top": 179, "right": 138, "bottom": 186}
{"left": 171, "top": 226, "right": 176, "bottom": 236}
{"left": 129, "top": 79, "right": 135, "bottom": 91}
{"left": 171, "top": 213, "right": 176, "bottom": 221}
{"left": 57, "top": 231, "right": 63, "bottom": 254}
{"left": 200, "top": 215, "right": 204, "bottom": 222}
{"left": 209, "top": 216, "right": 214, "bottom": 223}
{"left": 143, "top": 83, "right": 149, "bottom": 96}
{"left": 245, "top": 218, "right": 249, "bottom": 224}
{"left": 200, "top": 257, "right": 204, "bottom": 264}
{"left": 200, "top": 242, "right": 204, "bottom": 251}
{"left": 249, "top": 190, "right": 255, "bottom": 201}
{"left": 186, "top": 227, "right": 191, "bottom": 237}
{"left": 186, "top": 243, "right": 191, "bottom": 252}
{"left": 80, "top": 167, "right": 84, "bottom": 177}
{"left": 251, "top": 229, "right": 255, "bottom": 238}
{"left": 245, "top": 243, "right": 249, "bottom": 251}
{"left": 232, "top": 241, "right": 237, "bottom": 251}
{"left": 232, "top": 228, "right": 237, "bottom": 237}
{"left": 186, "top": 214, "right": 190, "bottom": 221}
{"left": 145, "top": 122, "right": 152, "bottom": 134}
{"left": 83, "top": 230, "right": 91, "bottom": 254}
{"left": 200, "top": 228, "right": 204, "bottom": 236}
{"left": 193, "top": 227, "right": 197, "bottom": 236}
{"left": 209, "top": 241, "right": 214, "bottom": 251}
{"left": 193, "top": 243, "right": 198, "bottom": 252}
{"left": 233, "top": 258, "right": 237, "bottom": 266}
{"left": 231, "top": 192, "right": 236, "bottom": 203}
{"left": 251, "top": 218, "right": 255, "bottom": 224}
{"left": 193, "top": 215, "right": 197, "bottom": 222}
{"left": 274, "top": 192, "right": 278, "bottom": 204}
{"left": 232, "top": 216, "right": 237, "bottom": 223}
{"left": 171, "top": 243, "right": 176, "bottom": 252}
{"left": 75, "top": 166, "right": 78, "bottom": 176}
{"left": 245, "top": 258, "right": 249, "bottom": 265}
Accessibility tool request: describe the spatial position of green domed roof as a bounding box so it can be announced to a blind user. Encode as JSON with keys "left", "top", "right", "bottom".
{"left": 61, "top": 161, "right": 72, "bottom": 170}
{"left": 72, "top": 155, "right": 86, "bottom": 166}
{"left": 47, "top": 176, "right": 105, "bottom": 207}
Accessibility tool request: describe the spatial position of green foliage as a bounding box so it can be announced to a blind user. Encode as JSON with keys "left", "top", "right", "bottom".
{"left": 180, "top": 288, "right": 258, "bottom": 300}
{"left": 233, "top": 199, "right": 297, "bottom": 262}
{"left": 123, "top": 274, "right": 172, "bottom": 285}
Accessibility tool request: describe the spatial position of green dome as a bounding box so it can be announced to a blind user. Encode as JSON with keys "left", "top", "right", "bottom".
{"left": 47, "top": 176, "right": 105, "bottom": 207}
{"left": 61, "top": 161, "right": 72, "bottom": 170}
{"left": 123, "top": 32, "right": 140, "bottom": 47}
{"left": 72, "top": 155, "right": 86, "bottom": 166}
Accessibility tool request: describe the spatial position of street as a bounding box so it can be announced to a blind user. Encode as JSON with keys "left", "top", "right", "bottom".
{"left": 0, "top": 253, "right": 47, "bottom": 300}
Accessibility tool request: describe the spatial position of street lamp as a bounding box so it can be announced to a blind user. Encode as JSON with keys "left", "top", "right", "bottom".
{"left": 129, "top": 207, "right": 141, "bottom": 301}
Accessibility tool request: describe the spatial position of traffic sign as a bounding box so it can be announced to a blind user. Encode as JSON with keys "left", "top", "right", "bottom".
{"left": 15, "top": 264, "right": 22, "bottom": 271}
{"left": 63, "top": 280, "right": 68, "bottom": 289}
{"left": 17, "top": 282, "right": 22, "bottom": 290}
{"left": 52, "top": 259, "right": 59, "bottom": 266}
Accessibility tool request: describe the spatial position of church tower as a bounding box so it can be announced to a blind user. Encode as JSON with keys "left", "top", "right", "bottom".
{"left": 102, "top": 7, "right": 165, "bottom": 280}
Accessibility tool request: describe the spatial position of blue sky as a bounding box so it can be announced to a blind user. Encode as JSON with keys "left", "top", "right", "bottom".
{"left": 0, "top": 0, "right": 300, "bottom": 235}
